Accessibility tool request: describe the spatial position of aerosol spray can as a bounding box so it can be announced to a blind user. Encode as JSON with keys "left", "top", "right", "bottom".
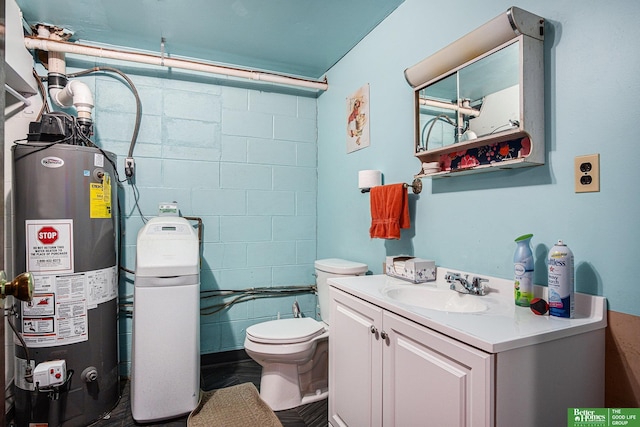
{"left": 547, "top": 240, "right": 574, "bottom": 318}
{"left": 514, "top": 234, "right": 534, "bottom": 307}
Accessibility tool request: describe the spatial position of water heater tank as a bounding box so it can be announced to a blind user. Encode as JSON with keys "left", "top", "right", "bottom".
{"left": 12, "top": 142, "right": 119, "bottom": 427}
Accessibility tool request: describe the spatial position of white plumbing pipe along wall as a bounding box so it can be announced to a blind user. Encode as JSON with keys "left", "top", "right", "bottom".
{"left": 24, "top": 36, "right": 329, "bottom": 92}
{"left": 419, "top": 97, "right": 481, "bottom": 117}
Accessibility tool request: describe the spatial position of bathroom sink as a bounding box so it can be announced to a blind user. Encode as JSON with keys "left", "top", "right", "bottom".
{"left": 383, "top": 286, "right": 488, "bottom": 313}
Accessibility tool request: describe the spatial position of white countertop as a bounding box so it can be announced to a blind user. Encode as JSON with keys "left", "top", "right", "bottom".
{"left": 328, "top": 267, "right": 607, "bottom": 353}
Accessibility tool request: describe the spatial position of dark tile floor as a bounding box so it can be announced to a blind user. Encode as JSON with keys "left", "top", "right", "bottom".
{"left": 88, "top": 356, "right": 328, "bottom": 427}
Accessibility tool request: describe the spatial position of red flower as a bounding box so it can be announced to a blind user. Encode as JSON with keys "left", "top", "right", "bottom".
{"left": 460, "top": 154, "right": 480, "bottom": 168}
{"left": 439, "top": 154, "right": 452, "bottom": 171}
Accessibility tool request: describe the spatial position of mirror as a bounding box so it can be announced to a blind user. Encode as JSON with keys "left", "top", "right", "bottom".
{"left": 417, "top": 41, "right": 520, "bottom": 152}
{"left": 405, "top": 6, "right": 545, "bottom": 177}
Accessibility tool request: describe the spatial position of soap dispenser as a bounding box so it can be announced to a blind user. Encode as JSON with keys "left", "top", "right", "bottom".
{"left": 513, "top": 234, "right": 534, "bottom": 307}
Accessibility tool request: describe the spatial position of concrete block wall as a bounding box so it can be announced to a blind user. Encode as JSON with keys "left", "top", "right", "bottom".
{"left": 35, "top": 61, "right": 319, "bottom": 375}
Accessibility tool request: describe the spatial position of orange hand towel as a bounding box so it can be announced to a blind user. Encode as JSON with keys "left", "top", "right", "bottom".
{"left": 369, "top": 184, "right": 410, "bottom": 239}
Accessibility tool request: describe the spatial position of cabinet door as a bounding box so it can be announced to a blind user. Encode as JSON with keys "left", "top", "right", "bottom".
{"left": 382, "top": 311, "right": 494, "bottom": 427}
{"left": 329, "top": 288, "right": 384, "bottom": 427}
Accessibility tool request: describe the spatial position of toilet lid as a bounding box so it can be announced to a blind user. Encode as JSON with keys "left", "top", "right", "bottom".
{"left": 246, "top": 318, "right": 325, "bottom": 344}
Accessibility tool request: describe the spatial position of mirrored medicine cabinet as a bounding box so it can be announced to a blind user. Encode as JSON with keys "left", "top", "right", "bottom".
{"left": 405, "top": 7, "right": 545, "bottom": 178}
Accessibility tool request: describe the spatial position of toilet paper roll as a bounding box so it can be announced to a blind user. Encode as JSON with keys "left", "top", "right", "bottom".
{"left": 358, "top": 170, "right": 382, "bottom": 189}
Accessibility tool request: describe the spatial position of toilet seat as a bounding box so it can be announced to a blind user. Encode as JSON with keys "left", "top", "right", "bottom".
{"left": 246, "top": 318, "right": 325, "bottom": 344}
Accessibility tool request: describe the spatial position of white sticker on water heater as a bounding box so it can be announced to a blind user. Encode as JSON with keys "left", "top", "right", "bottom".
{"left": 86, "top": 266, "right": 118, "bottom": 308}
{"left": 22, "top": 293, "right": 55, "bottom": 316}
{"left": 25, "top": 219, "right": 74, "bottom": 274}
{"left": 20, "top": 272, "right": 89, "bottom": 348}
{"left": 94, "top": 152, "right": 104, "bottom": 167}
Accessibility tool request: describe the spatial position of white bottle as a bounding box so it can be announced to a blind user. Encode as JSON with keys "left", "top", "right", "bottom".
{"left": 547, "top": 240, "right": 574, "bottom": 318}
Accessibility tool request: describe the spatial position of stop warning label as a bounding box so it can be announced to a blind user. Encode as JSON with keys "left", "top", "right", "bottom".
{"left": 26, "top": 220, "right": 74, "bottom": 273}
{"left": 37, "top": 226, "right": 59, "bottom": 245}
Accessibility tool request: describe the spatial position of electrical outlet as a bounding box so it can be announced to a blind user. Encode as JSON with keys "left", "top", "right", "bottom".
{"left": 125, "top": 157, "right": 135, "bottom": 178}
{"left": 574, "top": 154, "right": 600, "bottom": 193}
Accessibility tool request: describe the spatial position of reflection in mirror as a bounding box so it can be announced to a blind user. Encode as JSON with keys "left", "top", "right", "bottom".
{"left": 417, "top": 41, "right": 520, "bottom": 153}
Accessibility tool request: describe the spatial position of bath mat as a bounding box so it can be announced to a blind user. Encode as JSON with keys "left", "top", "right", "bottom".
{"left": 187, "top": 382, "right": 282, "bottom": 427}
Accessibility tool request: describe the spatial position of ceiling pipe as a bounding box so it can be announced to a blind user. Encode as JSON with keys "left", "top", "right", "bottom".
{"left": 24, "top": 36, "right": 329, "bottom": 92}
{"left": 418, "top": 97, "right": 480, "bottom": 117}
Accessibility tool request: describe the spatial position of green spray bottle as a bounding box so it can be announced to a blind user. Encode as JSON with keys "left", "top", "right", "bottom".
{"left": 514, "top": 234, "right": 534, "bottom": 307}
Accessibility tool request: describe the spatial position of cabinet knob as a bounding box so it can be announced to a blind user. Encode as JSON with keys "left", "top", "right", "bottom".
{"left": 380, "top": 330, "right": 388, "bottom": 340}
{"left": 370, "top": 325, "right": 377, "bottom": 334}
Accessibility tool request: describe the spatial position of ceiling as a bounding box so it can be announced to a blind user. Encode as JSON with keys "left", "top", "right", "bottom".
{"left": 16, "top": 0, "right": 404, "bottom": 80}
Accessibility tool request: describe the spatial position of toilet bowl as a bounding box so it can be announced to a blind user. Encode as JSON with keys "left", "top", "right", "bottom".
{"left": 244, "top": 258, "right": 368, "bottom": 411}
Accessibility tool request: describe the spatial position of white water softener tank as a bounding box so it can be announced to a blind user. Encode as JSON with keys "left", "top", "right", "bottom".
{"left": 131, "top": 216, "right": 200, "bottom": 422}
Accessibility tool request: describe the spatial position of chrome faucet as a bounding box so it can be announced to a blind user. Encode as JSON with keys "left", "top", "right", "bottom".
{"left": 445, "top": 272, "right": 488, "bottom": 296}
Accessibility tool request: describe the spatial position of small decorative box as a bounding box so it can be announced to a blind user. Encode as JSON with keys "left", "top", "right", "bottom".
{"left": 385, "top": 256, "right": 436, "bottom": 283}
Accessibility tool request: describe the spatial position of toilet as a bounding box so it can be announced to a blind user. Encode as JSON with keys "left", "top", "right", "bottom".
{"left": 244, "top": 258, "right": 368, "bottom": 411}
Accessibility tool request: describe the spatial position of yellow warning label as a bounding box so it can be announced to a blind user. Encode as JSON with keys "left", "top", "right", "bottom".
{"left": 90, "top": 174, "right": 112, "bottom": 218}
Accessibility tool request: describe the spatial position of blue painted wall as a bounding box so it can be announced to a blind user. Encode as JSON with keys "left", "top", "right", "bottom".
{"left": 317, "top": 0, "right": 640, "bottom": 316}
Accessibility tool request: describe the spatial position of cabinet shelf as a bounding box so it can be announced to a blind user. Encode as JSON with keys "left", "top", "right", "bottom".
{"left": 414, "top": 129, "right": 544, "bottom": 179}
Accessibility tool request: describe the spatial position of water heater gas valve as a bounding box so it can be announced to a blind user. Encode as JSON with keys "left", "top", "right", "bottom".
{"left": 33, "top": 360, "right": 67, "bottom": 388}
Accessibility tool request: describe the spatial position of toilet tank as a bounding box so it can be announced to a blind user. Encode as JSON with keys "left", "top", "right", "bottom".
{"left": 315, "top": 258, "right": 368, "bottom": 324}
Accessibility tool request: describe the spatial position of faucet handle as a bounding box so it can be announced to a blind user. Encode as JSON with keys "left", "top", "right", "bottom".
{"left": 444, "top": 271, "right": 459, "bottom": 281}
{"left": 471, "top": 277, "right": 489, "bottom": 295}
{"left": 472, "top": 276, "right": 488, "bottom": 286}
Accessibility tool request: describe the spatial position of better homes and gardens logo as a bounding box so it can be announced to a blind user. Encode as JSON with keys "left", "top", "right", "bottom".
{"left": 569, "top": 408, "right": 640, "bottom": 427}
{"left": 572, "top": 409, "right": 607, "bottom": 426}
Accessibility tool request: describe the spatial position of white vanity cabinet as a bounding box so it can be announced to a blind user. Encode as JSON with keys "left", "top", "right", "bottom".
{"left": 329, "top": 287, "right": 383, "bottom": 427}
{"left": 329, "top": 287, "right": 493, "bottom": 427}
{"left": 328, "top": 277, "right": 606, "bottom": 427}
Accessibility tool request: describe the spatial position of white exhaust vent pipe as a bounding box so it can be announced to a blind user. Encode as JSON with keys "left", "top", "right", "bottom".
{"left": 37, "top": 25, "right": 94, "bottom": 124}
{"left": 49, "top": 79, "right": 94, "bottom": 121}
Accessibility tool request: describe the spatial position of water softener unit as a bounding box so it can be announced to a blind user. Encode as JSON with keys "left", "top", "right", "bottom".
{"left": 12, "top": 142, "right": 119, "bottom": 426}
{"left": 131, "top": 216, "right": 200, "bottom": 422}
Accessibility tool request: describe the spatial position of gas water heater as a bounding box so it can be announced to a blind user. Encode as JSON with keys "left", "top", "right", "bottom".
{"left": 12, "top": 141, "right": 119, "bottom": 426}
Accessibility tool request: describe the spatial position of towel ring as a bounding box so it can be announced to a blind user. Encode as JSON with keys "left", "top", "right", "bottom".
{"left": 403, "top": 178, "right": 423, "bottom": 194}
